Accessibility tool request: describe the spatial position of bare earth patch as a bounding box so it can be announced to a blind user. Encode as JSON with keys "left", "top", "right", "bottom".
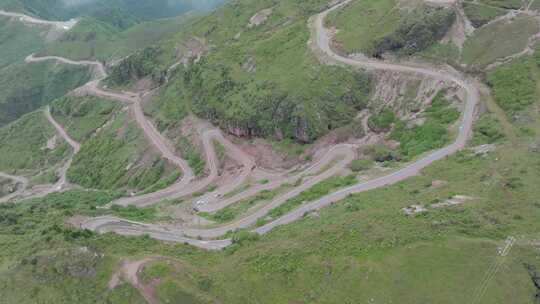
{"left": 248, "top": 8, "right": 273, "bottom": 28}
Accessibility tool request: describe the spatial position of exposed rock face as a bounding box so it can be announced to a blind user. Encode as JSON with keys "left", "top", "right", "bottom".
{"left": 176, "top": 37, "right": 208, "bottom": 67}
{"left": 226, "top": 122, "right": 252, "bottom": 137}
{"left": 370, "top": 70, "right": 449, "bottom": 116}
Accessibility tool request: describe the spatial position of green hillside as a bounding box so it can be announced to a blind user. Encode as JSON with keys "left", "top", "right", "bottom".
{"left": 0, "top": 111, "right": 69, "bottom": 173}
{"left": 1, "top": 0, "right": 540, "bottom": 303}
{"left": 0, "top": 61, "right": 91, "bottom": 127}
{"left": 148, "top": 0, "right": 372, "bottom": 143}
{"left": 65, "top": 109, "right": 180, "bottom": 193}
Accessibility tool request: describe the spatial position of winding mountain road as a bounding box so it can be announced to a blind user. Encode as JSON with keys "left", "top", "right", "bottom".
{"left": 0, "top": 106, "right": 80, "bottom": 202}
{"left": 10, "top": 1, "right": 479, "bottom": 250}
{"left": 25, "top": 55, "right": 256, "bottom": 208}
{"left": 78, "top": 0, "right": 479, "bottom": 250}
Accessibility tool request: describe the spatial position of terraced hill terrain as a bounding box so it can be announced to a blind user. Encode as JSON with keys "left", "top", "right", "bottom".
{"left": 1, "top": 0, "right": 540, "bottom": 303}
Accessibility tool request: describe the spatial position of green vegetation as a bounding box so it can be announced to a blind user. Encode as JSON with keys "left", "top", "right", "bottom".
{"left": 264, "top": 174, "right": 358, "bottom": 222}
{"left": 156, "top": 279, "right": 212, "bottom": 304}
{"left": 67, "top": 112, "right": 177, "bottom": 192}
{"left": 3, "top": 129, "right": 540, "bottom": 303}
{"left": 326, "top": 0, "right": 455, "bottom": 56}
{"left": 2, "top": 1, "right": 540, "bottom": 303}
{"left": 0, "top": 61, "right": 92, "bottom": 126}
{"left": 487, "top": 55, "right": 537, "bottom": 114}
{"left": 462, "top": 2, "right": 506, "bottom": 28}
{"left": 391, "top": 92, "right": 460, "bottom": 160}
{"left": 472, "top": 114, "right": 506, "bottom": 145}
{"left": 140, "top": 261, "right": 171, "bottom": 283}
{"left": 214, "top": 141, "right": 226, "bottom": 163}
{"left": 42, "top": 14, "right": 195, "bottom": 62}
{"left": 0, "top": 177, "right": 17, "bottom": 198}
{"left": 151, "top": 0, "right": 372, "bottom": 142}
{"left": 106, "top": 284, "right": 147, "bottom": 304}
{"left": 418, "top": 42, "right": 461, "bottom": 65}
{"left": 371, "top": 7, "right": 455, "bottom": 57}
{"left": 367, "top": 108, "right": 395, "bottom": 132}
{"left": 30, "top": 169, "right": 59, "bottom": 185}
{"left": 462, "top": 15, "right": 539, "bottom": 67}
{"left": 109, "top": 205, "right": 158, "bottom": 222}
{"left": 177, "top": 137, "right": 205, "bottom": 175}
{"left": 51, "top": 95, "right": 118, "bottom": 141}
{"left": 106, "top": 46, "right": 165, "bottom": 87}
{"left": 200, "top": 186, "right": 290, "bottom": 223}
{"left": 0, "top": 16, "right": 94, "bottom": 126}
{"left": 325, "top": 0, "right": 402, "bottom": 55}
{"left": 0, "top": 16, "right": 43, "bottom": 68}
{"left": 349, "top": 159, "right": 374, "bottom": 172}
{"left": 479, "top": 0, "right": 523, "bottom": 9}
{"left": 365, "top": 144, "right": 400, "bottom": 163}
{"left": 0, "top": 111, "right": 68, "bottom": 172}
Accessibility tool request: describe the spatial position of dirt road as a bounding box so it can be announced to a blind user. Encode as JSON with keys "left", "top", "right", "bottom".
{"left": 80, "top": 0, "right": 479, "bottom": 249}
{"left": 19, "top": 1, "right": 479, "bottom": 250}
{"left": 196, "top": 144, "right": 355, "bottom": 213}
{"left": 0, "top": 107, "right": 80, "bottom": 202}
{"left": 26, "top": 54, "right": 198, "bottom": 197}
{"left": 37, "top": 106, "right": 80, "bottom": 195}
{"left": 26, "top": 54, "right": 256, "bottom": 208}
{"left": 109, "top": 128, "right": 249, "bottom": 208}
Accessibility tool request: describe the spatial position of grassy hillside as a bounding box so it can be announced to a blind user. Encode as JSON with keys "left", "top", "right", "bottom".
{"left": 462, "top": 2, "right": 506, "bottom": 28}
{"left": 0, "top": 111, "right": 69, "bottom": 173}
{"left": 42, "top": 15, "right": 193, "bottom": 61}
{"left": 487, "top": 52, "right": 538, "bottom": 115}
{"left": 1, "top": 50, "right": 539, "bottom": 304}
{"left": 67, "top": 111, "right": 180, "bottom": 193}
{"left": 0, "top": 15, "right": 94, "bottom": 126}
{"left": 148, "top": 0, "right": 372, "bottom": 143}
{"left": 0, "top": 16, "right": 43, "bottom": 68}
{"left": 1, "top": 90, "right": 540, "bottom": 302}
{"left": 462, "top": 15, "right": 539, "bottom": 68}
{"left": 325, "top": 0, "right": 455, "bottom": 56}
{"left": 1, "top": 0, "right": 540, "bottom": 303}
{"left": 50, "top": 95, "right": 120, "bottom": 141}
{"left": 0, "top": 61, "right": 92, "bottom": 127}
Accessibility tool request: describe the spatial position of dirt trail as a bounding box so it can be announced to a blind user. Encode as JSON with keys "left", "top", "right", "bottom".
{"left": 79, "top": 0, "right": 480, "bottom": 250}
{"left": 109, "top": 258, "right": 159, "bottom": 304}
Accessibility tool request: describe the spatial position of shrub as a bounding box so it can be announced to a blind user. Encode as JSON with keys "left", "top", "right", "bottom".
{"left": 487, "top": 59, "right": 536, "bottom": 114}
{"left": 373, "top": 7, "right": 456, "bottom": 56}
{"left": 350, "top": 159, "right": 373, "bottom": 172}
{"left": 368, "top": 108, "right": 395, "bottom": 132}
{"left": 473, "top": 115, "right": 505, "bottom": 144}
